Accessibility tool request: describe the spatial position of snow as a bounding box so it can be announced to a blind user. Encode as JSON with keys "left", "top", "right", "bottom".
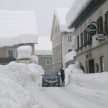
{"left": 36, "top": 50, "right": 52, "bottom": 56}
{"left": 66, "top": 0, "right": 91, "bottom": 27}
{"left": 39, "top": 63, "right": 108, "bottom": 108}
{"left": 63, "top": 50, "right": 76, "bottom": 64}
{"left": 31, "top": 55, "right": 39, "bottom": 64}
{"left": 17, "top": 46, "right": 32, "bottom": 59}
{"left": 0, "top": 34, "right": 38, "bottom": 47}
{"left": 0, "top": 10, "right": 38, "bottom": 47}
{"left": 0, "top": 60, "right": 108, "bottom": 108}
{"left": 0, "top": 9, "right": 38, "bottom": 37}
{"left": 0, "top": 62, "right": 43, "bottom": 108}
{"left": 54, "top": 8, "right": 72, "bottom": 32}
{"left": 65, "top": 63, "right": 108, "bottom": 92}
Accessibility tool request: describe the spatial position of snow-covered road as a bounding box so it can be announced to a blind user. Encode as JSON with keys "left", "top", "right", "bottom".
{"left": 39, "top": 84, "right": 108, "bottom": 108}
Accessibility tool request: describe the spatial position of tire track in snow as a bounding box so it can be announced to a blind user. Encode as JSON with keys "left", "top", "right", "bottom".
{"left": 39, "top": 87, "right": 77, "bottom": 108}
{"left": 61, "top": 85, "right": 108, "bottom": 108}
{"left": 39, "top": 85, "right": 108, "bottom": 108}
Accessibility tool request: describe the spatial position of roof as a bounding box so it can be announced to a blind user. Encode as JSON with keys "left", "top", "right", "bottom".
{"left": 50, "top": 8, "right": 72, "bottom": 41}
{"left": 0, "top": 9, "right": 38, "bottom": 47}
{"left": 36, "top": 50, "right": 52, "bottom": 56}
{"left": 66, "top": 0, "right": 106, "bottom": 28}
{"left": 54, "top": 8, "right": 71, "bottom": 32}
{"left": 66, "top": 0, "right": 91, "bottom": 28}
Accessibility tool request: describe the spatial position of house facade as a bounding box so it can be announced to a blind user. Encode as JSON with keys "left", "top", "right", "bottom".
{"left": 36, "top": 50, "right": 52, "bottom": 71}
{"left": 68, "top": 0, "right": 108, "bottom": 73}
{"left": 0, "top": 43, "right": 35, "bottom": 65}
{"left": 51, "top": 8, "right": 74, "bottom": 71}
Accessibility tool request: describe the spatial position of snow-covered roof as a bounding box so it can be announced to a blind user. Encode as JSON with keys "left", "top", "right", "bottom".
{"left": 17, "top": 46, "right": 32, "bottom": 59}
{"left": 66, "top": 0, "right": 91, "bottom": 27}
{"left": 36, "top": 50, "right": 52, "bottom": 56}
{"left": 54, "top": 8, "right": 72, "bottom": 32}
{"left": 0, "top": 34, "right": 37, "bottom": 47}
{"left": 0, "top": 9, "right": 38, "bottom": 47}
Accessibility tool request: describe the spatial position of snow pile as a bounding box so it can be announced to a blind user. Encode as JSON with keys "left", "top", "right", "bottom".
{"left": 65, "top": 63, "right": 84, "bottom": 85}
{"left": 17, "top": 46, "right": 32, "bottom": 59}
{"left": 65, "top": 64, "right": 108, "bottom": 92}
{"left": 0, "top": 62, "right": 43, "bottom": 108}
{"left": 28, "top": 64, "right": 44, "bottom": 85}
{"left": 66, "top": 0, "right": 91, "bottom": 27}
{"left": 31, "top": 55, "right": 39, "bottom": 64}
{"left": 54, "top": 8, "right": 72, "bottom": 32}
{"left": 63, "top": 51, "right": 76, "bottom": 64}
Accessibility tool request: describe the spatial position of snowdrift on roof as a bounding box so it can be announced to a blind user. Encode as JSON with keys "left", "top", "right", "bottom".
{"left": 54, "top": 8, "right": 72, "bottom": 32}
{"left": 66, "top": 0, "right": 91, "bottom": 27}
{"left": 0, "top": 9, "right": 38, "bottom": 47}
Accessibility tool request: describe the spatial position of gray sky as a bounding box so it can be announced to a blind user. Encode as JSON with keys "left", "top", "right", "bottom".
{"left": 0, "top": 0, "right": 74, "bottom": 37}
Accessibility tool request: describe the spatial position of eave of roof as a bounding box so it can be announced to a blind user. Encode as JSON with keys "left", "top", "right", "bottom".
{"left": 69, "top": 0, "right": 106, "bottom": 29}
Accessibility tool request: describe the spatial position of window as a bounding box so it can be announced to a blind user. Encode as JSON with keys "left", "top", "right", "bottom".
{"left": 100, "top": 56, "right": 104, "bottom": 72}
{"left": 97, "top": 16, "right": 103, "bottom": 34}
{"left": 87, "top": 34, "right": 92, "bottom": 44}
{"left": 77, "top": 36, "right": 79, "bottom": 49}
{"left": 68, "top": 49, "right": 72, "bottom": 53}
{"left": 105, "top": 11, "right": 108, "bottom": 33}
{"left": 8, "top": 50, "right": 13, "bottom": 58}
{"left": 80, "top": 32, "right": 83, "bottom": 47}
{"left": 46, "top": 59, "right": 50, "bottom": 65}
{"left": 68, "top": 36, "right": 72, "bottom": 42}
{"left": 84, "top": 29, "right": 87, "bottom": 46}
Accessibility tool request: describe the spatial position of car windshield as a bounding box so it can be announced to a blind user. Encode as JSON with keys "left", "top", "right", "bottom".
{"left": 44, "top": 71, "right": 58, "bottom": 76}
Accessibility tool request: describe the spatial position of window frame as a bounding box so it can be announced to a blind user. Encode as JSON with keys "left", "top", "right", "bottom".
{"left": 8, "top": 49, "right": 13, "bottom": 58}
{"left": 46, "top": 59, "right": 50, "bottom": 65}
{"left": 68, "top": 36, "right": 72, "bottom": 42}
{"left": 97, "top": 16, "right": 103, "bottom": 34}
{"left": 68, "top": 48, "right": 72, "bottom": 53}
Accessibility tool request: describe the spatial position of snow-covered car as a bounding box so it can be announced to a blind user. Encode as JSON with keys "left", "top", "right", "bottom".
{"left": 42, "top": 70, "right": 61, "bottom": 87}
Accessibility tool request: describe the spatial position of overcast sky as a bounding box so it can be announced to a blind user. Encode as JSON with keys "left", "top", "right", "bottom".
{"left": 0, "top": 0, "right": 74, "bottom": 37}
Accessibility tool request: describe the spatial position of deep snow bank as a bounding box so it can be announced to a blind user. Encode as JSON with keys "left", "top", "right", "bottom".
{"left": 0, "top": 62, "right": 43, "bottom": 108}
{"left": 65, "top": 64, "right": 108, "bottom": 92}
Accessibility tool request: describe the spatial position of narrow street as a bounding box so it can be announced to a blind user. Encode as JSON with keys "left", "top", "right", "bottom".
{"left": 39, "top": 84, "right": 108, "bottom": 108}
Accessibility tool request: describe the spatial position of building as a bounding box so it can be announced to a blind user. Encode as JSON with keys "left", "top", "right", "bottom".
{"left": 67, "top": 0, "right": 108, "bottom": 73}
{"left": 0, "top": 10, "right": 38, "bottom": 64}
{"left": 51, "top": 8, "right": 74, "bottom": 71}
{"left": 36, "top": 50, "right": 52, "bottom": 71}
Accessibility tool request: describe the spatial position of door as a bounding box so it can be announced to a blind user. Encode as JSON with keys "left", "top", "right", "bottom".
{"left": 89, "top": 59, "right": 95, "bottom": 73}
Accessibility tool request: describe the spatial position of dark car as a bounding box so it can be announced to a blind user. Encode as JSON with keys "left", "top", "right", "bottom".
{"left": 42, "top": 70, "right": 61, "bottom": 87}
